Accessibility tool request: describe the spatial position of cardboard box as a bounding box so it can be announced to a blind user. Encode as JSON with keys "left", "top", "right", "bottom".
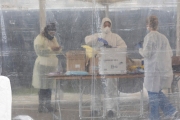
{"left": 131, "top": 59, "right": 143, "bottom": 66}
{"left": 66, "top": 51, "right": 86, "bottom": 71}
{"left": 99, "top": 48, "right": 127, "bottom": 74}
{"left": 172, "top": 56, "right": 180, "bottom": 65}
{"left": 88, "top": 57, "right": 99, "bottom": 74}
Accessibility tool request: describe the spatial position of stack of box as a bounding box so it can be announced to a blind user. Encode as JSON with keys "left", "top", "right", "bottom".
{"left": 66, "top": 48, "right": 129, "bottom": 75}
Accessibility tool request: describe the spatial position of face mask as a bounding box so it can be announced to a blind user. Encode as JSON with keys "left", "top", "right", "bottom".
{"left": 146, "top": 27, "right": 149, "bottom": 30}
{"left": 103, "top": 27, "right": 111, "bottom": 34}
{"left": 146, "top": 27, "right": 150, "bottom": 34}
{"left": 48, "top": 30, "right": 56, "bottom": 37}
{"left": 44, "top": 33, "right": 54, "bottom": 40}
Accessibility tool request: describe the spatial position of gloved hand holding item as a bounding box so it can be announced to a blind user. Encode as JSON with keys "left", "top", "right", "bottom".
{"left": 139, "top": 48, "right": 143, "bottom": 57}
{"left": 98, "top": 38, "right": 108, "bottom": 45}
{"left": 104, "top": 44, "right": 112, "bottom": 48}
{"left": 135, "top": 41, "right": 143, "bottom": 49}
{"left": 137, "top": 41, "right": 143, "bottom": 48}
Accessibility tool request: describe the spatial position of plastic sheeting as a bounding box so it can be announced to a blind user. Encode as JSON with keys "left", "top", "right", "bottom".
{"left": 0, "top": 0, "right": 179, "bottom": 120}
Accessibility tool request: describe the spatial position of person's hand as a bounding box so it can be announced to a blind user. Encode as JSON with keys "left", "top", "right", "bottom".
{"left": 98, "top": 38, "right": 108, "bottom": 45}
{"left": 138, "top": 41, "right": 143, "bottom": 48}
{"left": 139, "top": 48, "right": 143, "bottom": 57}
{"left": 51, "top": 46, "right": 61, "bottom": 51}
{"left": 104, "top": 44, "right": 112, "bottom": 48}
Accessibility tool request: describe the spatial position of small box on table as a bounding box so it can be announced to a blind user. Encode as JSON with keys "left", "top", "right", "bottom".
{"left": 66, "top": 51, "right": 86, "bottom": 71}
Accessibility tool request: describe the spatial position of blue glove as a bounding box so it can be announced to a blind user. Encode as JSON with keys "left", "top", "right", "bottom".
{"left": 136, "top": 41, "right": 143, "bottom": 49}
{"left": 98, "top": 38, "right": 108, "bottom": 45}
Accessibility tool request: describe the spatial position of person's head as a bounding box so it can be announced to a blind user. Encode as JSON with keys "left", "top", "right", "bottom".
{"left": 146, "top": 15, "right": 158, "bottom": 31}
{"left": 43, "top": 23, "right": 56, "bottom": 40}
{"left": 104, "top": 21, "right": 111, "bottom": 28}
{"left": 101, "top": 18, "right": 112, "bottom": 34}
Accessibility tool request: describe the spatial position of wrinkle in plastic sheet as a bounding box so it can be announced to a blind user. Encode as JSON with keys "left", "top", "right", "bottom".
{"left": 0, "top": 0, "right": 179, "bottom": 120}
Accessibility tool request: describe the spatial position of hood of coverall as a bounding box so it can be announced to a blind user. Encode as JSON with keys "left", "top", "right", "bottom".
{"left": 101, "top": 17, "right": 112, "bottom": 32}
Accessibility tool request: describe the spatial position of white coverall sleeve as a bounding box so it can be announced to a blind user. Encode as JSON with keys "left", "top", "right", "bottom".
{"left": 85, "top": 34, "right": 98, "bottom": 46}
{"left": 116, "top": 35, "right": 127, "bottom": 48}
{"left": 166, "top": 38, "right": 173, "bottom": 57}
{"left": 139, "top": 36, "right": 153, "bottom": 58}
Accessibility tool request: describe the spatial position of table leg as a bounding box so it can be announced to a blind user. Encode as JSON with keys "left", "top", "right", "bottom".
{"left": 79, "top": 77, "right": 83, "bottom": 119}
{"left": 140, "top": 89, "right": 144, "bottom": 118}
{"left": 58, "top": 81, "right": 62, "bottom": 120}
{"left": 102, "top": 93, "right": 106, "bottom": 118}
{"left": 53, "top": 81, "right": 58, "bottom": 120}
{"left": 116, "top": 78, "right": 120, "bottom": 118}
{"left": 53, "top": 80, "right": 62, "bottom": 120}
{"left": 117, "top": 93, "right": 120, "bottom": 118}
{"left": 171, "top": 75, "right": 180, "bottom": 111}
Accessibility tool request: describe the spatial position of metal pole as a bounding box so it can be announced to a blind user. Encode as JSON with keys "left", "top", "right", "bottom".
{"left": 176, "top": 0, "right": 180, "bottom": 56}
{"left": 79, "top": 78, "right": 82, "bottom": 119}
{"left": 105, "top": 4, "right": 109, "bottom": 18}
{"left": 39, "top": 0, "right": 46, "bottom": 32}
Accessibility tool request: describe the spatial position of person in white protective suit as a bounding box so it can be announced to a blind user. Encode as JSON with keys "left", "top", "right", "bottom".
{"left": 139, "top": 15, "right": 178, "bottom": 120}
{"left": 85, "top": 17, "right": 127, "bottom": 117}
{"left": 32, "top": 23, "right": 61, "bottom": 113}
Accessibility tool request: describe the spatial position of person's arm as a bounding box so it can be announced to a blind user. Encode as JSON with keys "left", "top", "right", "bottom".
{"left": 85, "top": 34, "right": 98, "bottom": 46}
{"left": 165, "top": 37, "right": 173, "bottom": 57}
{"left": 139, "top": 36, "right": 153, "bottom": 58}
{"left": 116, "top": 35, "right": 127, "bottom": 48}
{"left": 34, "top": 35, "right": 55, "bottom": 57}
{"left": 52, "top": 37, "right": 62, "bottom": 54}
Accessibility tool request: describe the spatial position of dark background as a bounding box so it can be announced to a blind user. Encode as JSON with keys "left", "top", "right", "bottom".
{"left": 0, "top": 8, "right": 177, "bottom": 88}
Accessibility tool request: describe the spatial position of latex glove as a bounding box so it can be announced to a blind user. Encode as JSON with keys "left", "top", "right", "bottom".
{"left": 138, "top": 41, "right": 143, "bottom": 48}
{"left": 135, "top": 41, "right": 143, "bottom": 49}
{"left": 98, "top": 38, "right": 108, "bottom": 45}
{"left": 139, "top": 48, "right": 144, "bottom": 57}
{"left": 104, "top": 44, "right": 112, "bottom": 48}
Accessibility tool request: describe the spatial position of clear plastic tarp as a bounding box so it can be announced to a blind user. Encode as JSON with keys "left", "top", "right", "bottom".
{"left": 0, "top": 0, "right": 180, "bottom": 119}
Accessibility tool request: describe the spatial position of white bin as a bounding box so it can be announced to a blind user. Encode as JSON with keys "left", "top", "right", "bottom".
{"left": 99, "top": 47, "right": 127, "bottom": 74}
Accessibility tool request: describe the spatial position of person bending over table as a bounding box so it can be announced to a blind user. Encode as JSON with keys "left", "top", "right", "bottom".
{"left": 85, "top": 17, "right": 127, "bottom": 118}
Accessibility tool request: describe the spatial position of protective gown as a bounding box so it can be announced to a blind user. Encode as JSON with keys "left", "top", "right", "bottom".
{"left": 32, "top": 34, "right": 61, "bottom": 89}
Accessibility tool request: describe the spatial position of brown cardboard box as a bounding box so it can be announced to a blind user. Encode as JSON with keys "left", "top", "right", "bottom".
{"left": 66, "top": 51, "right": 86, "bottom": 71}
{"left": 172, "top": 56, "right": 180, "bottom": 65}
{"left": 132, "top": 59, "right": 142, "bottom": 66}
{"left": 88, "top": 57, "right": 99, "bottom": 74}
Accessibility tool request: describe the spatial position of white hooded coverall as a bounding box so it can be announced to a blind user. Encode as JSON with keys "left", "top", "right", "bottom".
{"left": 85, "top": 18, "right": 127, "bottom": 111}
